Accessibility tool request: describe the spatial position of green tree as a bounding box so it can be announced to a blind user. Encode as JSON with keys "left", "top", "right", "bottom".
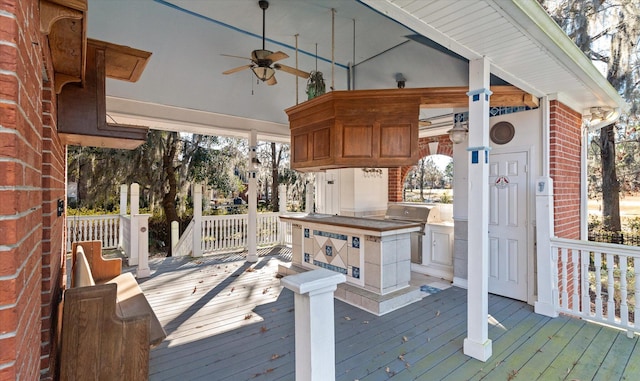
{"left": 545, "top": 0, "right": 640, "bottom": 231}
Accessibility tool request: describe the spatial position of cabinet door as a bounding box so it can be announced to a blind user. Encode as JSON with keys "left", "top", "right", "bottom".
{"left": 431, "top": 230, "right": 452, "bottom": 266}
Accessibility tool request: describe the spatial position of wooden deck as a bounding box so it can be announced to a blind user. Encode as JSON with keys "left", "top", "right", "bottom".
{"left": 134, "top": 248, "right": 640, "bottom": 381}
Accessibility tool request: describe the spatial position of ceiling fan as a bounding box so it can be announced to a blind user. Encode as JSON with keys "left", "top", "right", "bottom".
{"left": 222, "top": 0, "right": 310, "bottom": 85}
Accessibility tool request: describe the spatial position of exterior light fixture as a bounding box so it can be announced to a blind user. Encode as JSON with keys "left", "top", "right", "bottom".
{"left": 448, "top": 120, "right": 468, "bottom": 144}
{"left": 250, "top": 157, "right": 261, "bottom": 170}
{"left": 395, "top": 73, "right": 406, "bottom": 89}
{"left": 428, "top": 140, "right": 438, "bottom": 155}
{"left": 588, "top": 107, "right": 614, "bottom": 125}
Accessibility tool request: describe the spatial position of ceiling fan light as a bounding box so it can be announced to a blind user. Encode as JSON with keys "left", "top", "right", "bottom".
{"left": 252, "top": 66, "right": 275, "bottom": 81}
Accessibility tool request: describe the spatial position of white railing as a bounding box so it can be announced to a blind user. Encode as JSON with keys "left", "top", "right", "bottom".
{"left": 552, "top": 237, "right": 640, "bottom": 335}
{"left": 173, "top": 219, "right": 194, "bottom": 257}
{"left": 66, "top": 215, "right": 120, "bottom": 250}
{"left": 200, "top": 212, "right": 295, "bottom": 253}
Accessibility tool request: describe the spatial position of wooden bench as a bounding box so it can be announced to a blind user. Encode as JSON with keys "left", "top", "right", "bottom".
{"left": 59, "top": 241, "right": 166, "bottom": 380}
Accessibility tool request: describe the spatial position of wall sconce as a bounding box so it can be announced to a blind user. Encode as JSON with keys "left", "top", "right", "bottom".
{"left": 250, "top": 157, "right": 261, "bottom": 170}
{"left": 447, "top": 120, "right": 468, "bottom": 144}
{"left": 395, "top": 73, "right": 406, "bottom": 89}
{"left": 587, "top": 107, "right": 614, "bottom": 124}
{"left": 428, "top": 140, "right": 438, "bottom": 155}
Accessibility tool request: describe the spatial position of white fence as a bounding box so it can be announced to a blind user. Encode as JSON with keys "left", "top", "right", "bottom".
{"left": 200, "top": 212, "right": 290, "bottom": 253}
{"left": 66, "top": 215, "right": 120, "bottom": 250}
{"left": 173, "top": 219, "right": 195, "bottom": 257}
{"left": 67, "top": 211, "right": 298, "bottom": 256}
{"left": 552, "top": 237, "right": 640, "bottom": 335}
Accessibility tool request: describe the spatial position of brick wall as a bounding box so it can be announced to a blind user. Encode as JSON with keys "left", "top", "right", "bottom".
{"left": 40, "top": 45, "right": 64, "bottom": 380}
{"left": 0, "top": 0, "right": 64, "bottom": 380}
{"left": 549, "top": 100, "right": 583, "bottom": 239}
{"left": 388, "top": 135, "right": 452, "bottom": 202}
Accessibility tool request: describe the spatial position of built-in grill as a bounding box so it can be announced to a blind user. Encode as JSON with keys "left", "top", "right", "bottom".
{"left": 384, "top": 203, "right": 441, "bottom": 264}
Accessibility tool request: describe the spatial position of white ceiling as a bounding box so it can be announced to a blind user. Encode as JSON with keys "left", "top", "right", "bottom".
{"left": 88, "top": 0, "right": 624, "bottom": 142}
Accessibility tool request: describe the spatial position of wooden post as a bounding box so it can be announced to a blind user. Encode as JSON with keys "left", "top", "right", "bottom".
{"left": 171, "top": 221, "right": 179, "bottom": 253}
{"left": 129, "top": 183, "right": 140, "bottom": 265}
{"left": 119, "top": 184, "right": 127, "bottom": 250}
{"left": 281, "top": 269, "right": 346, "bottom": 381}
{"left": 463, "top": 57, "right": 492, "bottom": 362}
{"left": 305, "top": 183, "right": 313, "bottom": 213}
{"left": 279, "top": 184, "right": 287, "bottom": 213}
{"left": 247, "top": 130, "right": 258, "bottom": 262}
{"left": 135, "top": 214, "right": 151, "bottom": 278}
{"left": 534, "top": 177, "right": 558, "bottom": 317}
{"left": 192, "top": 184, "right": 202, "bottom": 257}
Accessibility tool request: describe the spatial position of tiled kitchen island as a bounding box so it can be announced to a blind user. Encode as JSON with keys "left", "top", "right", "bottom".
{"left": 278, "top": 213, "right": 424, "bottom": 315}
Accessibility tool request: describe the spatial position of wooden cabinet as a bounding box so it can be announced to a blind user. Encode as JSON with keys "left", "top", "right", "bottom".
{"left": 285, "top": 89, "right": 422, "bottom": 172}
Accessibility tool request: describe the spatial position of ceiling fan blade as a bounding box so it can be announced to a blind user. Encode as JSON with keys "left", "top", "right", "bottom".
{"left": 266, "top": 51, "right": 288, "bottom": 62}
{"left": 222, "top": 65, "right": 252, "bottom": 75}
{"left": 274, "top": 64, "right": 310, "bottom": 79}
{"left": 221, "top": 53, "right": 252, "bottom": 60}
{"left": 266, "top": 75, "right": 277, "bottom": 86}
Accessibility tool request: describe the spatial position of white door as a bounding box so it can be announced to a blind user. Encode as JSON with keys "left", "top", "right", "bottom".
{"left": 488, "top": 151, "right": 528, "bottom": 301}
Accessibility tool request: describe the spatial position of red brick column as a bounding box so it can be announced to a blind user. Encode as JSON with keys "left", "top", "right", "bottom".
{"left": 40, "top": 63, "right": 65, "bottom": 379}
{"left": 0, "top": 1, "right": 65, "bottom": 379}
{"left": 549, "top": 100, "right": 582, "bottom": 239}
{"left": 388, "top": 135, "right": 453, "bottom": 202}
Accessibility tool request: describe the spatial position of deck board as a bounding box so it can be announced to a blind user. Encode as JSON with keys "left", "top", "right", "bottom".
{"left": 131, "top": 248, "right": 640, "bottom": 381}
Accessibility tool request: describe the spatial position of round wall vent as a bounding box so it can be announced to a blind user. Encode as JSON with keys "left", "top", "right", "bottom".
{"left": 490, "top": 121, "right": 515, "bottom": 145}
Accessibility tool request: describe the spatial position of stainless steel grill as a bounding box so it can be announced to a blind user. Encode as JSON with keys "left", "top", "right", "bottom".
{"left": 384, "top": 203, "right": 441, "bottom": 264}
{"left": 384, "top": 204, "right": 440, "bottom": 224}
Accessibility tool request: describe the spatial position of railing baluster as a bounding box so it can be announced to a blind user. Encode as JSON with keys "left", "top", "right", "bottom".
{"left": 620, "top": 255, "right": 629, "bottom": 327}
{"left": 581, "top": 249, "right": 590, "bottom": 316}
{"left": 595, "top": 252, "right": 603, "bottom": 320}
{"left": 607, "top": 253, "right": 615, "bottom": 322}
{"left": 561, "top": 248, "right": 569, "bottom": 310}
{"left": 635, "top": 257, "right": 640, "bottom": 330}
{"left": 572, "top": 248, "right": 580, "bottom": 313}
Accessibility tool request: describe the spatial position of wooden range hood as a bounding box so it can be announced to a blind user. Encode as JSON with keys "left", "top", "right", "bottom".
{"left": 41, "top": 0, "right": 152, "bottom": 149}
{"left": 285, "top": 86, "right": 538, "bottom": 172}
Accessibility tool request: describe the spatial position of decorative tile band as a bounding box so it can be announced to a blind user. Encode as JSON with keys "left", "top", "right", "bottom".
{"left": 304, "top": 253, "right": 310, "bottom": 263}
{"left": 314, "top": 230, "right": 348, "bottom": 241}
{"left": 455, "top": 106, "right": 534, "bottom": 123}
{"left": 365, "top": 235, "right": 380, "bottom": 243}
{"left": 313, "top": 260, "right": 348, "bottom": 275}
{"left": 304, "top": 228, "right": 309, "bottom": 238}
{"left": 352, "top": 236, "right": 360, "bottom": 248}
{"left": 352, "top": 266, "right": 360, "bottom": 279}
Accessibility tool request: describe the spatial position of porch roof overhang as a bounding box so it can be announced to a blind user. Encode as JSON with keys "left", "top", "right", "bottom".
{"left": 361, "top": 0, "right": 625, "bottom": 114}
{"left": 91, "top": 0, "right": 625, "bottom": 142}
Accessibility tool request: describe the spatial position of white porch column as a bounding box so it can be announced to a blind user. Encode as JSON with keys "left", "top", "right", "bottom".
{"left": 135, "top": 214, "right": 151, "bottom": 278}
{"left": 278, "top": 184, "right": 287, "bottom": 213}
{"left": 129, "top": 183, "right": 140, "bottom": 266}
{"left": 119, "top": 184, "right": 127, "bottom": 249}
{"left": 130, "top": 183, "right": 139, "bottom": 215}
{"left": 192, "top": 184, "right": 203, "bottom": 257}
{"left": 247, "top": 130, "right": 259, "bottom": 262}
{"left": 171, "top": 221, "right": 179, "bottom": 253}
{"left": 305, "top": 182, "right": 313, "bottom": 213}
{"left": 534, "top": 177, "right": 558, "bottom": 317}
{"left": 463, "top": 57, "right": 492, "bottom": 361}
{"left": 281, "top": 269, "right": 346, "bottom": 381}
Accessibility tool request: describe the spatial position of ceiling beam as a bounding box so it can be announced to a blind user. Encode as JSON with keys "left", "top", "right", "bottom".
{"left": 417, "top": 86, "right": 538, "bottom": 108}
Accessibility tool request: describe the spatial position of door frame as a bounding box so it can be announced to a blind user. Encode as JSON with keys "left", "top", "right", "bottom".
{"left": 489, "top": 145, "right": 536, "bottom": 305}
